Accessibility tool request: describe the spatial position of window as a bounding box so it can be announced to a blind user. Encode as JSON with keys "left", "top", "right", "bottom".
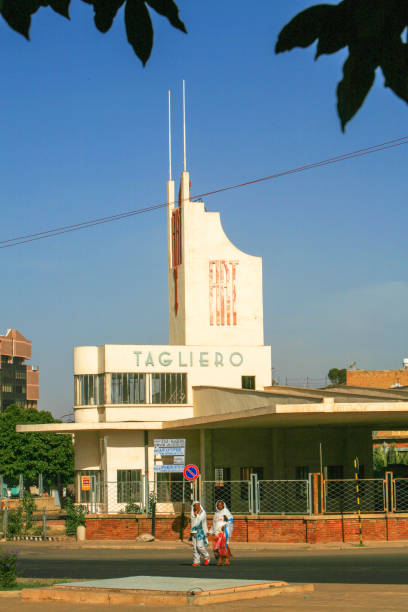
{"left": 111, "top": 373, "right": 146, "bottom": 404}
{"left": 240, "top": 467, "right": 263, "bottom": 500}
{"left": 76, "top": 470, "right": 103, "bottom": 503}
{"left": 240, "top": 467, "right": 263, "bottom": 481}
{"left": 326, "top": 465, "right": 344, "bottom": 480}
{"left": 296, "top": 466, "right": 309, "bottom": 480}
{"left": 241, "top": 376, "right": 255, "bottom": 390}
{"left": 214, "top": 468, "right": 232, "bottom": 508}
{"left": 117, "top": 470, "right": 141, "bottom": 503}
{"left": 214, "top": 468, "right": 231, "bottom": 482}
{"left": 74, "top": 375, "right": 104, "bottom": 406}
{"left": 151, "top": 373, "right": 187, "bottom": 404}
{"left": 156, "top": 472, "right": 190, "bottom": 502}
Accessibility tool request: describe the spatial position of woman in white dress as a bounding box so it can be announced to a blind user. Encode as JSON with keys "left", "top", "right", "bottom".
{"left": 209, "top": 500, "right": 234, "bottom": 565}
{"left": 190, "top": 500, "right": 210, "bottom": 567}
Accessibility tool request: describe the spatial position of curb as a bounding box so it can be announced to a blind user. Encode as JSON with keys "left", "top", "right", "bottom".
{"left": 0, "top": 591, "right": 20, "bottom": 598}
{"left": 3, "top": 539, "right": 408, "bottom": 551}
{"left": 21, "top": 582, "right": 314, "bottom": 606}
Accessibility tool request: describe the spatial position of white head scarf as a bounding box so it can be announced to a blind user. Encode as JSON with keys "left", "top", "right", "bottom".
{"left": 190, "top": 500, "right": 208, "bottom": 534}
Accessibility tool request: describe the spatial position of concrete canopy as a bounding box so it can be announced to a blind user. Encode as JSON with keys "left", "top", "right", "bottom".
{"left": 16, "top": 384, "right": 408, "bottom": 433}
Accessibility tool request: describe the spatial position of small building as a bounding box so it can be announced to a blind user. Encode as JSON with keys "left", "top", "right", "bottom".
{"left": 347, "top": 360, "right": 408, "bottom": 389}
{"left": 0, "top": 329, "right": 39, "bottom": 411}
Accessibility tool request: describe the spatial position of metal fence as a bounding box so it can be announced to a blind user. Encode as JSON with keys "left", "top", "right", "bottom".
{"left": 323, "top": 478, "right": 386, "bottom": 513}
{"left": 393, "top": 479, "right": 408, "bottom": 512}
{"left": 76, "top": 475, "right": 408, "bottom": 516}
{"left": 102, "top": 481, "right": 144, "bottom": 514}
{"left": 200, "top": 480, "right": 253, "bottom": 514}
{"left": 257, "top": 480, "right": 311, "bottom": 514}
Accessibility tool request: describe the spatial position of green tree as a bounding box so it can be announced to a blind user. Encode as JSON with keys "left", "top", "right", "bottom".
{"left": 387, "top": 442, "right": 398, "bottom": 464}
{"left": 0, "top": 405, "right": 74, "bottom": 487}
{"left": 275, "top": 1, "right": 408, "bottom": 130}
{"left": 373, "top": 445, "right": 387, "bottom": 476}
{"left": 327, "top": 367, "right": 347, "bottom": 385}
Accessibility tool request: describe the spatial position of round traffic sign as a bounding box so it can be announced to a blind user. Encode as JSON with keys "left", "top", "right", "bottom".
{"left": 183, "top": 464, "right": 200, "bottom": 481}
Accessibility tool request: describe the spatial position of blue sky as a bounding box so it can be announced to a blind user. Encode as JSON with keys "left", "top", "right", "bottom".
{"left": 1, "top": 1, "right": 407, "bottom": 414}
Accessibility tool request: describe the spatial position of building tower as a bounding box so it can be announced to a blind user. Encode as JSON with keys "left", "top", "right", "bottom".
{"left": 0, "top": 329, "right": 39, "bottom": 411}
{"left": 167, "top": 115, "right": 264, "bottom": 347}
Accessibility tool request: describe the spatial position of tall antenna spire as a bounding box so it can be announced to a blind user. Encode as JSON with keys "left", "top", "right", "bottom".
{"left": 168, "top": 90, "right": 172, "bottom": 181}
{"left": 182, "top": 79, "right": 187, "bottom": 172}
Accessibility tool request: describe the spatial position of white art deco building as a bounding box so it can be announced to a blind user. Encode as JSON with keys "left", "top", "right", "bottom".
{"left": 66, "top": 167, "right": 272, "bottom": 509}
{"left": 20, "top": 130, "right": 405, "bottom": 514}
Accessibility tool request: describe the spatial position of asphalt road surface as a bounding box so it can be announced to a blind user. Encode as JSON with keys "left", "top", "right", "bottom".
{"left": 5, "top": 545, "right": 408, "bottom": 585}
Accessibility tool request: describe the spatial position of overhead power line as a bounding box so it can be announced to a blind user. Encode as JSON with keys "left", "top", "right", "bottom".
{"left": 1, "top": 135, "right": 407, "bottom": 250}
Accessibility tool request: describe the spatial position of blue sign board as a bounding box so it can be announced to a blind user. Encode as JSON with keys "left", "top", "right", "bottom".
{"left": 154, "top": 465, "right": 185, "bottom": 473}
{"left": 154, "top": 447, "right": 185, "bottom": 456}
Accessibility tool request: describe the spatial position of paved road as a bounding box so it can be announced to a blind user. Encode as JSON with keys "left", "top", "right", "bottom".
{"left": 5, "top": 545, "right": 408, "bottom": 585}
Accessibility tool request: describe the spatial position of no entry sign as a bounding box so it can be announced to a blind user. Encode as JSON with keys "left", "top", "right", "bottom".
{"left": 183, "top": 464, "right": 199, "bottom": 481}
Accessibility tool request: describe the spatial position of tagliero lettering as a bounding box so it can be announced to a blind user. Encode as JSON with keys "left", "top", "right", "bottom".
{"left": 133, "top": 351, "right": 244, "bottom": 368}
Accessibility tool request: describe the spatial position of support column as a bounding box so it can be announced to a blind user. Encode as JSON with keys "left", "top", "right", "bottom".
{"left": 200, "top": 429, "right": 206, "bottom": 479}
{"left": 144, "top": 430, "right": 149, "bottom": 512}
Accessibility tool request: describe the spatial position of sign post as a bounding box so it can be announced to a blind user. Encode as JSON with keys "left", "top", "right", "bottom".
{"left": 153, "top": 439, "right": 186, "bottom": 473}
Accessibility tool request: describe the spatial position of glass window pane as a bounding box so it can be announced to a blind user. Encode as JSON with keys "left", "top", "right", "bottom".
{"left": 117, "top": 469, "right": 141, "bottom": 503}
{"left": 111, "top": 373, "right": 146, "bottom": 404}
{"left": 150, "top": 373, "right": 187, "bottom": 404}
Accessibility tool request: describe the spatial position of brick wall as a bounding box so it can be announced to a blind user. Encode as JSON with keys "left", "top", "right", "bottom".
{"left": 347, "top": 369, "right": 408, "bottom": 389}
{"left": 86, "top": 515, "right": 191, "bottom": 541}
{"left": 86, "top": 514, "right": 408, "bottom": 543}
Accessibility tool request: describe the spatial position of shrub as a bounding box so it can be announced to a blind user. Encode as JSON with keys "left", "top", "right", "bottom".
{"left": 64, "top": 498, "right": 86, "bottom": 536}
{"left": 119, "top": 501, "right": 142, "bottom": 514}
{"left": 21, "top": 492, "right": 36, "bottom": 533}
{"left": 7, "top": 507, "right": 23, "bottom": 538}
{"left": 148, "top": 492, "right": 157, "bottom": 514}
{"left": 0, "top": 551, "right": 18, "bottom": 589}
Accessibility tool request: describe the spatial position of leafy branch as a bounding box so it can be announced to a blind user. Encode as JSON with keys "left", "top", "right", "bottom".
{"left": 0, "top": 0, "right": 186, "bottom": 65}
{"left": 275, "top": 0, "right": 408, "bottom": 130}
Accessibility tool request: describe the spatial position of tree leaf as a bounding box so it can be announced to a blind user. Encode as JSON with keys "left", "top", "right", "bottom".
{"left": 125, "top": 0, "right": 153, "bottom": 65}
{"left": 275, "top": 4, "right": 337, "bottom": 53}
{"left": 1, "top": 0, "right": 41, "bottom": 39}
{"left": 337, "top": 51, "right": 376, "bottom": 131}
{"left": 315, "top": 4, "right": 349, "bottom": 58}
{"left": 381, "top": 38, "right": 408, "bottom": 104}
{"left": 48, "top": 0, "right": 70, "bottom": 19}
{"left": 146, "top": 0, "right": 186, "bottom": 33}
{"left": 81, "top": 0, "right": 125, "bottom": 33}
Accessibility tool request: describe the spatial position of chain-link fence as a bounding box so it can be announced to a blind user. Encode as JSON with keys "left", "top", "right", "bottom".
{"left": 72, "top": 476, "right": 408, "bottom": 516}
{"left": 393, "top": 478, "right": 408, "bottom": 512}
{"left": 102, "top": 481, "right": 144, "bottom": 514}
{"left": 257, "top": 480, "right": 310, "bottom": 514}
{"left": 200, "top": 480, "right": 253, "bottom": 514}
{"left": 323, "top": 479, "right": 386, "bottom": 513}
{"left": 154, "top": 480, "right": 196, "bottom": 513}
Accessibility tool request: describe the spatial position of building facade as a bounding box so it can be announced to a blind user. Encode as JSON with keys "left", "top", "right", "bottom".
{"left": 0, "top": 329, "right": 39, "bottom": 411}
{"left": 347, "top": 362, "right": 408, "bottom": 389}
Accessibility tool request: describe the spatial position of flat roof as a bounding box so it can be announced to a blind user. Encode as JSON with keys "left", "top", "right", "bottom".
{"left": 17, "top": 402, "right": 408, "bottom": 434}
{"left": 16, "top": 384, "right": 408, "bottom": 435}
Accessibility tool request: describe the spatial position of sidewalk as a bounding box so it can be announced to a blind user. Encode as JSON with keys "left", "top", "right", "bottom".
{"left": 2, "top": 538, "right": 408, "bottom": 551}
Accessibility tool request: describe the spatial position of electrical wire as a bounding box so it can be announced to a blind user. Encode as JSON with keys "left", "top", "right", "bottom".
{"left": 1, "top": 135, "right": 407, "bottom": 250}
